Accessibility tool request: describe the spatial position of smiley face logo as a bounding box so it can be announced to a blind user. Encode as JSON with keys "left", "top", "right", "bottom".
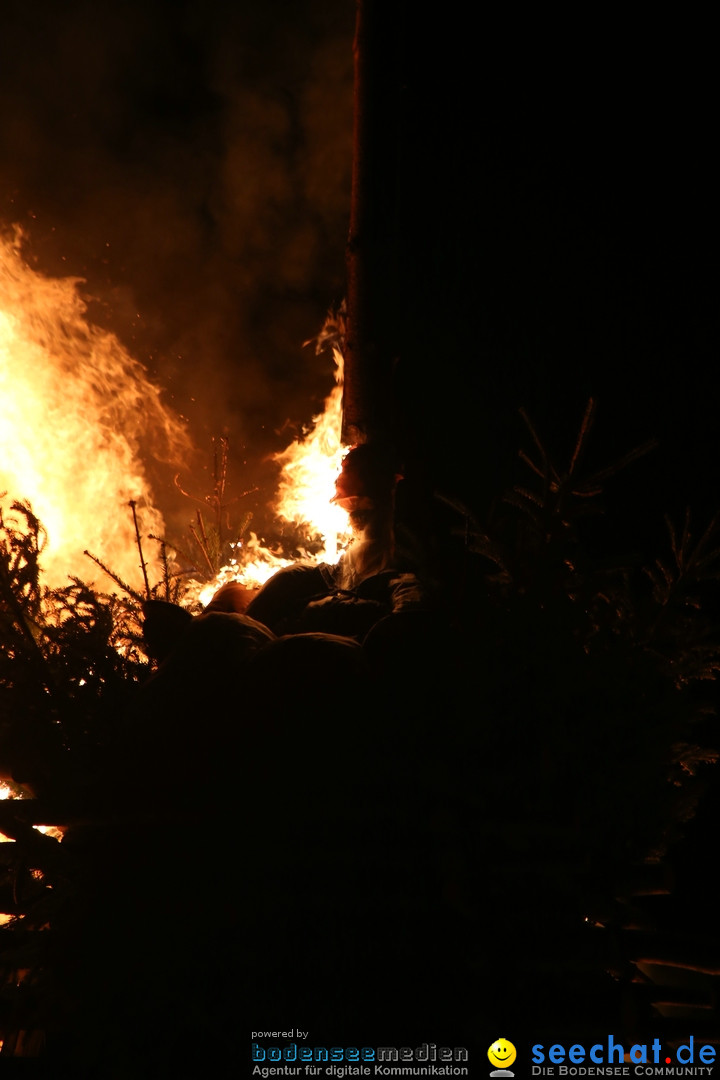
{"left": 488, "top": 1039, "right": 517, "bottom": 1071}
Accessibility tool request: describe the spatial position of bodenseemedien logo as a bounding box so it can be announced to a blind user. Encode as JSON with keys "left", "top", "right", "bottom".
{"left": 251, "top": 1041, "right": 470, "bottom": 1076}
{"left": 488, "top": 1039, "right": 517, "bottom": 1078}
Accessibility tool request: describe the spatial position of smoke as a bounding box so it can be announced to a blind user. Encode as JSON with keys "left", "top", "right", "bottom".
{"left": 1, "top": 0, "right": 354, "bottom": 538}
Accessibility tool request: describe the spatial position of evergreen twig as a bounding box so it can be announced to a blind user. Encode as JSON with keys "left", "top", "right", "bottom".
{"left": 83, "top": 550, "right": 144, "bottom": 602}
{"left": 129, "top": 500, "right": 151, "bottom": 601}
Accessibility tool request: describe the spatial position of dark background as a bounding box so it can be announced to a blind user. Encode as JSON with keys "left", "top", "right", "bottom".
{"left": 2, "top": 1, "right": 715, "bottom": 553}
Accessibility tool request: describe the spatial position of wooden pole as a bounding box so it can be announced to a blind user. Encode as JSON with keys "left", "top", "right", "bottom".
{"left": 343, "top": 0, "right": 401, "bottom": 448}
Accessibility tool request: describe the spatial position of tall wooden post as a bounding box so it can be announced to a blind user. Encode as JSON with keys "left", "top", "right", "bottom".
{"left": 343, "top": 0, "right": 401, "bottom": 449}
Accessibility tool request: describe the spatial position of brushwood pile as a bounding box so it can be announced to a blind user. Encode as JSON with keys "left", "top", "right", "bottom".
{"left": 1, "top": 413, "right": 720, "bottom": 1068}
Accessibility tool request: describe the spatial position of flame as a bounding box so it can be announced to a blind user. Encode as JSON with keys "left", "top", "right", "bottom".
{"left": 1, "top": 226, "right": 349, "bottom": 609}
{"left": 273, "top": 346, "right": 350, "bottom": 562}
{"left": 0, "top": 229, "right": 189, "bottom": 591}
{"left": 0, "top": 781, "right": 13, "bottom": 846}
{"left": 0, "top": 783, "right": 62, "bottom": 934}
{"left": 194, "top": 536, "right": 293, "bottom": 606}
{"left": 0, "top": 781, "right": 63, "bottom": 838}
{"left": 194, "top": 346, "right": 351, "bottom": 606}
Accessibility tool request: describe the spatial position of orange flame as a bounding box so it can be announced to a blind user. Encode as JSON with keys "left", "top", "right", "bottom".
{"left": 2, "top": 229, "right": 348, "bottom": 607}
{"left": 194, "top": 347, "right": 351, "bottom": 607}
{"left": 0, "top": 230, "right": 189, "bottom": 591}
{"left": 273, "top": 346, "right": 350, "bottom": 562}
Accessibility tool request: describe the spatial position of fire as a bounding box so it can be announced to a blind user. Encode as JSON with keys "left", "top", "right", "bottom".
{"left": 0, "top": 781, "right": 64, "bottom": 842}
{"left": 2, "top": 226, "right": 349, "bottom": 609}
{"left": 194, "top": 536, "right": 293, "bottom": 605}
{"left": 273, "top": 345, "right": 350, "bottom": 562}
{"left": 0, "top": 229, "right": 188, "bottom": 591}
{"left": 0, "top": 783, "right": 63, "bottom": 934}
{"left": 195, "top": 346, "right": 351, "bottom": 606}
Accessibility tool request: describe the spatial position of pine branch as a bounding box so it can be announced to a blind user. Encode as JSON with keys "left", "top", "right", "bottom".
{"left": 568, "top": 397, "right": 597, "bottom": 478}
{"left": 83, "top": 551, "right": 144, "bottom": 602}
{"left": 128, "top": 500, "right": 151, "bottom": 601}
